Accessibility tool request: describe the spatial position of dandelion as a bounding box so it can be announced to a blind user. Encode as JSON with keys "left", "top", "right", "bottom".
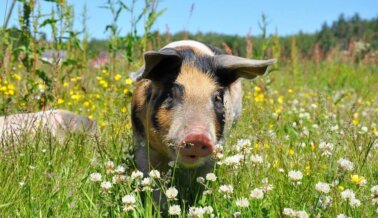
{"left": 122, "top": 194, "right": 136, "bottom": 212}
{"left": 235, "top": 197, "right": 249, "bottom": 208}
{"left": 100, "top": 181, "right": 112, "bottom": 193}
{"left": 149, "top": 170, "right": 160, "bottom": 179}
{"left": 165, "top": 187, "right": 178, "bottom": 200}
{"left": 235, "top": 138, "right": 251, "bottom": 153}
{"left": 315, "top": 182, "right": 331, "bottom": 194}
{"left": 219, "top": 184, "right": 233, "bottom": 198}
{"left": 125, "top": 78, "right": 133, "bottom": 85}
{"left": 168, "top": 205, "right": 181, "bottom": 215}
{"left": 350, "top": 174, "right": 367, "bottom": 186}
{"left": 205, "top": 173, "right": 217, "bottom": 182}
{"left": 250, "top": 188, "right": 264, "bottom": 199}
{"left": 337, "top": 158, "right": 354, "bottom": 171}
{"left": 288, "top": 170, "right": 303, "bottom": 183}
{"left": 114, "top": 74, "right": 122, "bottom": 81}
{"left": 89, "top": 172, "right": 102, "bottom": 182}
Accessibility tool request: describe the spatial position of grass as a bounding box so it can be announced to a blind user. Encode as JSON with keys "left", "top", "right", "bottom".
{"left": 1, "top": 60, "right": 377, "bottom": 217}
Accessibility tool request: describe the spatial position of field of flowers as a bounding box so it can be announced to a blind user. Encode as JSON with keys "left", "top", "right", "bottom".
{"left": 1, "top": 1, "right": 378, "bottom": 217}
{"left": 1, "top": 59, "right": 378, "bottom": 217}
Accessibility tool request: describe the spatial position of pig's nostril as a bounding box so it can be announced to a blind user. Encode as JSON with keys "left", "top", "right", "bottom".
{"left": 201, "top": 145, "right": 208, "bottom": 150}
{"left": 189, "top": 155, "right": 196, "bottom": 159}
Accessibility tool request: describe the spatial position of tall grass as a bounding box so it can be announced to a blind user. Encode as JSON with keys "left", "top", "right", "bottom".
{"left": 1, "top": 1, "right": 378, "bottom": 217}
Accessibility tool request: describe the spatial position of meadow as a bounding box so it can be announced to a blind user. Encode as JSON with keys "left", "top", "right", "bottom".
{"left": 1, "top": 1, "right": 378, "bottom": 217}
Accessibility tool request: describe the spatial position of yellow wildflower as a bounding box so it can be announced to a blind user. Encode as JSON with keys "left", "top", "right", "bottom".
{"left": 122, "top": 107, "right": 127, "bottom": 113}
{"left": 57, "top": 98, "right": 65, "bottom": 105}
{"left": 351, "top": 175, "right": 366, "bottom": 186}
{"left": 125, "top": 78, "right": 133, "bottom": 85}
{"left": 114, "top": 74, "right": 122, "bottom": 81}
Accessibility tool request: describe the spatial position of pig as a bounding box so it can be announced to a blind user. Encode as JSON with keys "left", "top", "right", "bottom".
{"left": 0, "top": 109, "right": 99, "bottom": 147}
{"left": 131, "top": 40, "right": 275, "bottom": 203}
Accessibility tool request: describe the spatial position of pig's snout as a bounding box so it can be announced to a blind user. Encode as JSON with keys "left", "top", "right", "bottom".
{"left": 179, "top": 133, "right": 213, "bottom": 161}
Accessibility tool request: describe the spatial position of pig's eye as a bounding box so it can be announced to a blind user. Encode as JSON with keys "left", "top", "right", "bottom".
{"left": 162, "top": 83, "right": 184, "bottom": 109}
{"left": 213, "top": 89, "right": 224, "bottom": 110}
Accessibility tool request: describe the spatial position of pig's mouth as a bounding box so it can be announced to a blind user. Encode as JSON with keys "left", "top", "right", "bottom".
{"left": 167, "top": 133, "right": 214, "bottom": 168}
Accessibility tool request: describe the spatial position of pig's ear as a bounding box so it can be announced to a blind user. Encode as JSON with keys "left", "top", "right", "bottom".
{"left": 215, "top": 55, "right": 276, "bottom": 85}
{"left": 140, "top": 48, "right": 182, "bottom": 83}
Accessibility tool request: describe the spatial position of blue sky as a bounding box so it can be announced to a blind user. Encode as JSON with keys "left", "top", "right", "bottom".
{"left": 1, "top": 0, "right": 377, "bottom": 39}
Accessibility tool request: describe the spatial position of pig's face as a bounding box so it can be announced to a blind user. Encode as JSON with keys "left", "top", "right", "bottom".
{"left": 133, "top": 41, "right": 275, "bottom": 168}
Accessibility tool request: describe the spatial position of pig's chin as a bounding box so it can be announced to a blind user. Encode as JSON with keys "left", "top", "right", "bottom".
{"left": 167, "top": 150, "right": 209, "bottom": 168}
{"left": 177, "top": 155, "right": 208, "bottom": 168}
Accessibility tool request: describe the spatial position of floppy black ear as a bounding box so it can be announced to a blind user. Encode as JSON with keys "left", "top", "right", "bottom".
{"left": 139, "top": 48, "right": 183, "bottom": 83}
{"left": 215, "top": 54, "right": 276, "bottom": 85}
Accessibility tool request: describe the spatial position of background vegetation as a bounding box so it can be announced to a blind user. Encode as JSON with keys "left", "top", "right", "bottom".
{"left": 0, "top": 0, "right": 377, "bottom": 217}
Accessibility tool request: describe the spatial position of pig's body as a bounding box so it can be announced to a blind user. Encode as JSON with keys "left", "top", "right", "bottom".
{"left": 0, "top": 109, "right": 99, "bottom": 146}
{"left": 132, "top": 40, "right": 275, "bottom": 203}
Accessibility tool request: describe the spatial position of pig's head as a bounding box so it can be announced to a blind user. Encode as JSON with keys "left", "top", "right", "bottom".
{"left": 135, "top": 42, "right": 275, "bottom": 168}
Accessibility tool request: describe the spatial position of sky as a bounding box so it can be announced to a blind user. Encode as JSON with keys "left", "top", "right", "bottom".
{"left": 1, "top": 0, "right": 377, "bottom": 39}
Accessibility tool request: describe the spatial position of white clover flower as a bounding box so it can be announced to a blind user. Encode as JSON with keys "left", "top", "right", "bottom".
{"left": 236, "top": 138, "right": 251, "bottom": 153}
{"left": 188, "top": 207, "right": 205, "bottom": 217}
{"left": 89, "top": 172, "right": 102, "bottom": 182}
{"left": 235, "top": 197, "right": 249, "bottom": 208}
{"left": 318, "top": 141, "right": 334, "bottom": 157}
{"left": 359, "top": 126, "right": 368, "bottom": 134}
{"left": 148, "top": 170, "right": 160, "bottom": 179}
{"left": 131, "top": 170, "right": 144, "bottom": 181}
{"left": 168, "top": 205, "right": 181, "bottom": 215}
{"left": 341, "top": 189, "right": 355, "bottom": 201}
{"left": 168, "top": 161, "right": 175, "bottom": 168}
{"left": 315, "top": 182, "right": 331, "bottom": 194}
{"left": 336, "top": 214, "right": 349, "bottom": 218}
{"left": 250, "top": 188, "right": 264, "bottom": 199}
{"left": 233, "top": 211, "right": 242, "bottom": 217}
{"left": 122, "top": 194, "right": 136, "bottom": 212}
{"left": 105, "top": 161, "right": 115, "bottom": 174}
{"left": 203, "top": 206, "right": 214, "bottom": 215}
{"left": 196, "top": 177, "right": 205, "bottom": 184}
{"left": 250, "top": 154, "right": 264, "bottom": 164}
{"left": 295, "top": 211, "right": 309, "bottom": 218}
{"left": 203, "top": 189, "right": 213, "bottom": 195}
{"left": 141, "top": 177, "right": 153, "bottom": 192}
{"left": 337, "top": 158, "right": 354, "bottom": 171}
{"left": 371, "top": 185, "right": 378, "bottom": 205}
{"left": 115, "top": 165, "right": 125, "bottom": 174}
{"left": 223, "top": 154, "right": 244, "bottom": 166}
{"left": 349, "top": 198, "right": 361, "bottom": 208}
{"left": 112, "top": 174, "right": 126, "bottom": 183}
{"left": 165, "top": 187, "right": 178, "bottom": 200}
{"left": 100, "top": 181, "right": 112, "bottom": 192}
{"left": 319, "top": 195, "right": 332, "bottom": 209}
{"left": 219, "top": 184, "right": 233, "bottom": 198}
{"left": 205, "top": 173, "right": 217, "bottom": 182}
{"left": 288, "top": 170, "right": 303, "bottom": 182}
{"left": 283, "top": 208, "right": 296, "bottom": 217}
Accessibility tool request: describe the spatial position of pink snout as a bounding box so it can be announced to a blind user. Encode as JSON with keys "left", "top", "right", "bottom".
{"left": 179, "top": 133, "right": 213, "bottom": 162}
